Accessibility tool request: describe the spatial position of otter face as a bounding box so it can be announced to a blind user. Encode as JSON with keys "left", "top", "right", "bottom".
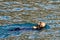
{"left": 38, "top": 22, "right": 46, "bottom": 27}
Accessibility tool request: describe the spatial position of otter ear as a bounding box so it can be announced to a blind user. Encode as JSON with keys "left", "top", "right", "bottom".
{"left": 33, "top": 26, "right": 37, "bottom": 29}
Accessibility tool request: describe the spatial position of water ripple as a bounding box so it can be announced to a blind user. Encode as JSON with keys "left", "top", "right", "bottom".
{"left": 0, "top": 0, "right": 60, "bottom": 40}
{"left": 0, "top": 16, "right": 11, "bottom": 20}
{"left": 23, "top": 7, "right": 38, "bottom": 10}
{"left": 3, "top": 2, "right": 21, "bottom": 5}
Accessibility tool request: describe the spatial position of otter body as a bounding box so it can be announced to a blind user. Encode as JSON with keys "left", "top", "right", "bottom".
{"left": 9, "top": 28, "right": 21, "bottom": 31}
{"left": 8, "top": 22, "right": 50, "bottom": 31}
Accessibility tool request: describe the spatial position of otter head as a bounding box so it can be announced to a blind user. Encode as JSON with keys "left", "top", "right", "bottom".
{"left": 38, "top": 22, "right": 46, "bottom": 27}
{"left": 33, "top": 22, "right": 46, "bottom": 29}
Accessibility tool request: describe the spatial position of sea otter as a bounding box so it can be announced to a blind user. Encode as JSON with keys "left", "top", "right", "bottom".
{"left": 33, "top": 22, "right": 46, "bottom": 30}
{"left": 8, "top": 22, "right": 50, "bottom": 31}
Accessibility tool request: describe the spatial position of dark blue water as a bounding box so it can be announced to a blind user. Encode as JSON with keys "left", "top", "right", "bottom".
{"left": 0, "top": 23, "right": 50, "bottom": 38}
{"left": 0, "top": 23, "right": 37, "bottom": 38}
{"left": 0, "top": 0, "right": 60, "bottom": 40}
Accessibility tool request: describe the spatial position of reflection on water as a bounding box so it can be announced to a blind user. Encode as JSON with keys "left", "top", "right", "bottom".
{"left": 0, "top": 0, "right": 60, "bottom": 40}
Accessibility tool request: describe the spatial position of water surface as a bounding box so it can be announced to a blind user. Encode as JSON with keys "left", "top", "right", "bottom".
{"left": 0, "top": 0, "right": 60, "bottom": 40}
